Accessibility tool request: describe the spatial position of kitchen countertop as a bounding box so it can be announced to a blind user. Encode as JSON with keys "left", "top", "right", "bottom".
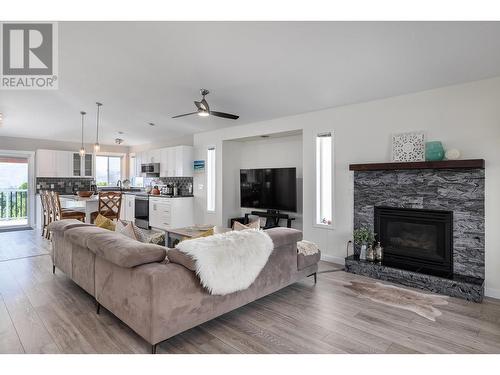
{"left": 134, "top": 193, "right": 194, "bottom": 198}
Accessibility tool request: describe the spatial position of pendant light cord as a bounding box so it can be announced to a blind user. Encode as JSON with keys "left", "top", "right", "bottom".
{"left": 96, "top": 102, "right": 102, "bottom": 144}
{"left": 80, "top": 111, "right": 86, "bottom": 148}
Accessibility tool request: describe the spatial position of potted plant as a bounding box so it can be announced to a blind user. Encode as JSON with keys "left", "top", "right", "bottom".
{"left": 353, "top": 227, "right": 376, "bottom": 260}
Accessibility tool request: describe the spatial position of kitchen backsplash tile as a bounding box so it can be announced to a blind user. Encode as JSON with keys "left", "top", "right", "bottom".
{"left": 36, "top": 177, "right": 93, "bottom": 194}
{"left": 144, "top": 177, "right": 193, "bottom": 195}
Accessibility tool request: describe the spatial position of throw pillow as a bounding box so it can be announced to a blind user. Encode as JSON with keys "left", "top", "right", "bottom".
{"left": 131, "top": 223, "right": 165, "bottom": 245}
{"left": 166, "top": 249, "right": 196, "bottom": 271}
{"left": 94, "top": 214, "right": 116, "bottom": 231}
{"left": 115, "top": 219, "right": 128, "bottom": 232}
{"left": 117, "top": 222, "right": 137, "bottom": 240}
{"left": 232, "top": 220, "right": 260, "bottom": 231}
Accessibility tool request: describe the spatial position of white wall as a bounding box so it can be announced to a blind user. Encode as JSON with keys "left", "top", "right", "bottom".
{"left": 128, "top": 135, "right": 194, "bottom": 153}
{"left": 193, "top": 77, "right": 500, "bottom": 298}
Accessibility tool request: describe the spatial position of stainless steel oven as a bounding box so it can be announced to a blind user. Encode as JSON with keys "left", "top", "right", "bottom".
{"left": 134, "top": 194, "right": 150, "bottom": 229}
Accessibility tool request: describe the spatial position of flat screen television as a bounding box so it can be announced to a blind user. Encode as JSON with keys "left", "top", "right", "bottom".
{"left": 240, "top": 167, "right": 297, "bottom": 212}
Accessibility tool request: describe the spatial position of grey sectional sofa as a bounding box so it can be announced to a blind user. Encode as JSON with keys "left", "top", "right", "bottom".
{"left": 49, "top": 219, "right": 320, "bottom": 353}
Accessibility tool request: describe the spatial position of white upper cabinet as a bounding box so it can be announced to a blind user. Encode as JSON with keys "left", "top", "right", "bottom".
{"left": 174, "top": 145, "right": 193, "bottom": 177}
{"left": 36, "top": 149, "right": 57, "bottom": 177}
{"left": 132, "top": 145, "right": 192, "bottom": 178}
{"left": 146, "top": 149, "right": 161, "bottom": 164}
{"left": 159, "top": 145, "right": 193, "bottom": 177}
{"left": 36, "top": 149, "right": 94, "bottom": 177}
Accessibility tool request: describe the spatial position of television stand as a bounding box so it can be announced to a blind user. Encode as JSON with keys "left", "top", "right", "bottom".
{"left": 244, "top": 209, "right": 295, "bottom": 229}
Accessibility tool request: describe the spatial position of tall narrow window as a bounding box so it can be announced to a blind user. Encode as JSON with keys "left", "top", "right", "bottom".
{"left": 207, "top": 147, "right": 216, "bottom": 212}
{"left": 316, "top": 132, "right": 333, "bottom": 226}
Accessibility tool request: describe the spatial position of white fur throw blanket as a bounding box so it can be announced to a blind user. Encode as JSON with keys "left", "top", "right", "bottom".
{"left": 176, "top": 229, "right": 274, "bottom": 295}
{"left": 297, "top": 240, "right": 320, "bottom": 256}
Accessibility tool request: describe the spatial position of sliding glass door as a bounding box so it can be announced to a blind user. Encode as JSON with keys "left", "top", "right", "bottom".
{"left": 0, "top": 156, "right": 30, "bottom": 229}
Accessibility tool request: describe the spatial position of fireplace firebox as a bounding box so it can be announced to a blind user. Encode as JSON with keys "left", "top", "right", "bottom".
{"left": 374, "top": 207, "right": 453, "bottom": 277}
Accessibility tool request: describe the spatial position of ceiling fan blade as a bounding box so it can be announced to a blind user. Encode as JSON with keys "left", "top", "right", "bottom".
{"left": 172, "top": 112, "right": 197, "bottom": 119}
{"left": 195, "top": 99, "right": 209, "bottom": 111}
{"left": 210, "top": 111, "right": 239, "bottom": 120}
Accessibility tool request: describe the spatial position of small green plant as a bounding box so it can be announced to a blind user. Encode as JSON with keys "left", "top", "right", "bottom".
{"left": 353, "top": 227, "right": 376, "bottom": 246}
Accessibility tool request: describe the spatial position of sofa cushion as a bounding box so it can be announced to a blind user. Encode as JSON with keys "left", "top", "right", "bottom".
{"left": 87, "top": 231, "right": 166, "bottom": 268}
{"left": 166, "top": 248, "right": 196, "bottom": 271}
{"left": 297, "top": 251, "right": 321, "bottom": 270}
{"left": 65, "top": 226, "right": 111, "bottom": 249}
{"left": 48, "top": 219, "right": 92, "bottom": 233}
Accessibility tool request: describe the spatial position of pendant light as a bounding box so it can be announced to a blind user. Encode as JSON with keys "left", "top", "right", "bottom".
{"left": 79, "top": 111, "right": 86, "bottom": 157}
{"left": 94, "top": 102, "right": 102, "bottom": 152}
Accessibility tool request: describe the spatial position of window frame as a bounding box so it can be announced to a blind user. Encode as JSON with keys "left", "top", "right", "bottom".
{"left": 206, "top": 146, "right": 216, "bottom": 213}
{"left": 314, "top": 131, "right": 334, "bottom": 230}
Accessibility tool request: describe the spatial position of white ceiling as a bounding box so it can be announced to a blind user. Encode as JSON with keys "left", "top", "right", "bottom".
{"left": 2, "top": 21, "right": 500, "bottom": 146}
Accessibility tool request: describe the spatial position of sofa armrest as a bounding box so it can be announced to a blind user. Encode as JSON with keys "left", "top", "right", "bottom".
{"left": 48, "top": 218, "right": 93, "bottom": 233}
{"left": 264, "top": 227, "right": 303, "bottom": 247}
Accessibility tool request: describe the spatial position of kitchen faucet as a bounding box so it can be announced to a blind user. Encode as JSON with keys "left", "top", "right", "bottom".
{"left": 117, "top": 180, "right": 122, "bottom": 189}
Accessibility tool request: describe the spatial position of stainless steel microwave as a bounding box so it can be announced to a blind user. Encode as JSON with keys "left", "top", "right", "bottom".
{"left": 141, "top": 163, "right": 160, "bottom": 175}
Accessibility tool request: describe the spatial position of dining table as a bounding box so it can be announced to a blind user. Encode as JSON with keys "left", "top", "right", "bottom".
{"left": 59, "top": 195, "right": 99, "bottom": 224}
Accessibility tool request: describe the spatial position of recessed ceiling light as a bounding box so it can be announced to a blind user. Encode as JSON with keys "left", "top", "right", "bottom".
{"left": 148, "top": 122, "right": 155, "bottom": 126}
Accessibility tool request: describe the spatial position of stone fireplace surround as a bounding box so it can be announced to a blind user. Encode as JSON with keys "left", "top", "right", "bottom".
{"left": 346, "top": 160, "right": 485, "bottom": 302}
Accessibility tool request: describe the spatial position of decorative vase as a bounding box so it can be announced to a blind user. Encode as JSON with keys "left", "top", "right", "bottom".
{"left": 445, "top": 148, "right": 461, "bottom": 160}
{"left": 375, "top": 241, "right": 383, "bottom": 262}
{"left": 366, "top": 245, "right": 375, "bottom": 262}
{"left": 425, "top": 141, "right": 445, "bottom": 161}
{"left": 360, "top": 244, "right": 367, "bottom": 260}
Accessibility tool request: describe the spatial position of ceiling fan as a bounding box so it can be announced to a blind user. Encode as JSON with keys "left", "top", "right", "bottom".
{"left": 172, "top": 89, "right": 239, "bottom": 120}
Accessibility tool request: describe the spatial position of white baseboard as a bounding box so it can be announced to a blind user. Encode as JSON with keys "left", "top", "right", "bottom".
{"left": 485, "top": 287, "right": 500, "bottom": 300}
{"left": 320, "top": 253, "right": 345, "bottom": 266}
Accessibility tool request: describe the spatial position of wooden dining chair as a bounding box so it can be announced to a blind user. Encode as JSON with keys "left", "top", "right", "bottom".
{"left": 40, "top": 190, "right": 51, "bottom": 239}
{"left": 48, "top": 190, "right": 86, "bottom": 225}
{"left": 90, "top": 191, "right": 123, "bottom": 223}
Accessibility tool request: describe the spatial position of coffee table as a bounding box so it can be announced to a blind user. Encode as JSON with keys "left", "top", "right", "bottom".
{"left": 165, "top": 227, "right": 210, "bottom": 247}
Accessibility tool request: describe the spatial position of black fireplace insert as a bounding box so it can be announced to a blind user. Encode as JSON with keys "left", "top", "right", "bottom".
{"left": 374, "top": 207, "right": 453, "bottom": 277}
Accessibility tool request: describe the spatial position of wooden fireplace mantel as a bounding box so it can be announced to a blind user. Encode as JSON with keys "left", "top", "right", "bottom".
{"left": 349, "top": 159, "right": 485, "bottom": 172}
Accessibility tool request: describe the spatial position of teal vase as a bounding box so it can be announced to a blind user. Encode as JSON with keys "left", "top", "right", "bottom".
{"left": 425, "top": 141, "right": 445, "bottom": 161}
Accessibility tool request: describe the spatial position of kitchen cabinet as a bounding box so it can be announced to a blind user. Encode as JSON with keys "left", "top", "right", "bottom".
{"left": 134, "top": 152, "right": 143, "bottom": 177}
{"left": 36, "top": 149, "right": 94, "bottom": 177}
{"left": 159, "top": 145, "right": 193, "bottom": 177}
{"left": 133, "top": 145, "right": 193, "bottom": 178}
{"left": 174, "top": 145, "right": 193, "bottom": 177}
{"left": 36, "top": 150, "right": 57, "bottom": 177}
{"left": 149, "top": 196, "right": 193, "bottom": 230}
{"left": 145, "top": 149, "right": 161, "bottom": 164}
{"left": 120, "top": 194, "right": 135, "bottom": 222}
{"left": 83, "top": 154, "right": 93, "bottom": 176}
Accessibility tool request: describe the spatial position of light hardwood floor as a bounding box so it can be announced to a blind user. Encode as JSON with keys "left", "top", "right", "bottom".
{"left": 0, "top": 229, "right": 500, "bottom": 354}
